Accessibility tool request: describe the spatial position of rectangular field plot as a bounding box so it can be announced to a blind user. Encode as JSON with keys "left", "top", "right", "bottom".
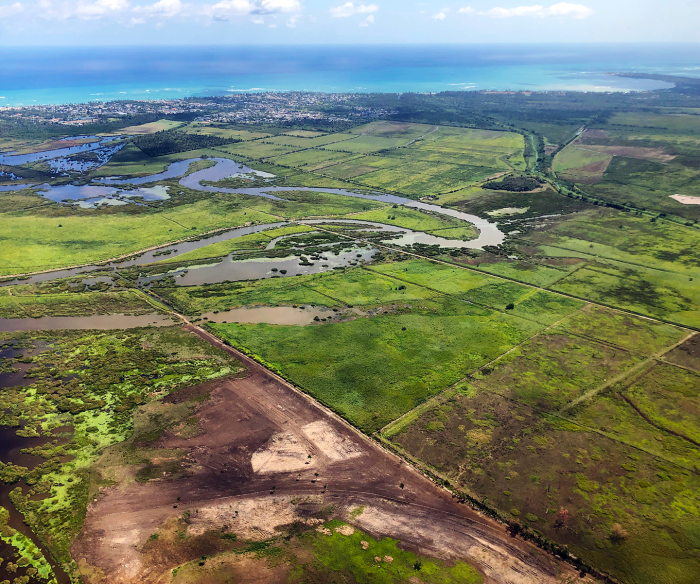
{"left": 477, "top": 331, "right": 642, "bottom": 411}
{"left": 267, "top": 134, "right": 356, "bottom": 148}
{"left": 523, "top": 210, "right": 700, "bottom": 277}
{"left": 558, "top": 304, "right": 687, "bottom": 355}
{"left": 385, "top": 385, "right": 700, "bottom": 584}
{"left": 266, "top": 149, "right": 356, "bottom": 170}
{"left": 352, "top": 161, "right": 499, "bottom": 197}
{"left": 465, "top": 260, "right": 571, "bottom": 287}
{"left": 607, "top": 112, "right": 700, "bottom": 132}
{"left": 550, "top": 262, "right": 700, "bottom": 329}
{"left": 369, "top": 260, "right": 582, "bottom": 325}
{"left": 180, "top": 124, "right": 273, "bottom": 141}
{"left": 321, "top": 136, "right": 409, "bottom": 154}
{"left": 552, "top": 144, "right": 612, "bottom": 183}
{"left": 212, "top": 296, "right": 541, "bottom": 431}
{"left": 572, "top": 362, "right": 700, "bottom": 468}
{"left": 362, "top": 121, "right": 437, "bottom": 140}
{"left": 219, "top": 141, "right": 302, "bottom": 159}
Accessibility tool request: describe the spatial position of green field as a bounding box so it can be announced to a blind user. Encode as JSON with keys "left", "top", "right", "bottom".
{"left": 383, "top": 303, "right": 700, "bottom": 584}
{"left": 0, "top": 290, "right": 160, "bottom": 318}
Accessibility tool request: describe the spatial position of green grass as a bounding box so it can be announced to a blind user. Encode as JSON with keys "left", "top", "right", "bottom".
{"left": 558, "top": 304, "right": 687, "bottom": 355}
{"left": 294, "top": 520, "right": 483, "bottom": 584}
{"left": 267, "top": 149, "right": 356, "bottom": 170}
{"left": 155, "top": 225, "right": 316, "bottom": 265}
{"left": 551, "top": 262, "right": 700, "bottom": 329}
{"left": 348, "top": 207, "right": 464, "bottom": 233}
{"left": 219, "top": 141, "right": 302, "bottom": 160}
{"left": 369, "top": 259, "right": 582, "bottom": 325}
{"left": 212, "top": 296, "right": 542, "bottom": 431}
{"left": 608, "top": 112, "right": 700, "bottom": 132}
{"left": 0, "top": 199, "right": 276, "bottom": 275}
{"left": 0, "top": 290, "right": 159, "bottom": 318}
{"left": 469, "top": 260, "right": 569, "bottom": 287}
{"left": 350, "top": 160, "right": 501, "bottom": 198}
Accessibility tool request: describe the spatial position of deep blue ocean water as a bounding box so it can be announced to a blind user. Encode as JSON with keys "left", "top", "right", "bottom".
{"left": 0, "top": 44, "right": 698, "bottom": 106}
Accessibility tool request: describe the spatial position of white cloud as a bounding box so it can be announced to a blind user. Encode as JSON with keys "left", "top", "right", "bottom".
{"left": 202, "top": 0, "right": 301, "bottom": 21}
{"left": 133, "top": 0, "right": 182, "bottom": 17}
{"left": 359, "top": 13, "right": 373, "bottom": 26}
{"left": 458, "top": 6, "right": 473, "bottom": 14}
{"left": 0, "top": 2, "right": 25, "bottom": 17}
{"left": 329, "top": 2, "right": 378, "bottom": 18}
{"left": 36, "top": 0, "right": 130, "bottom": 20}
{"left": 480, "top": 3, "right": 593, "bottom": 19}
{"left": 74, "top": 0, "right": 130, "bottom": 20}
{"left": 432, "top": 11, "right": 447, "bottom": 20}
{"left": 285, "top": 14, "right": 297, "bottom": 26}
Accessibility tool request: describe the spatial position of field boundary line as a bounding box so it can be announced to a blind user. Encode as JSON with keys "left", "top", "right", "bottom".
{"left": 308, "top": 222, "right": 698, "bottom": 335}
{"left": 379, "top": 304, "right": 589, "bottom": 436}
{"left": 558, "top": 330, "right": 696, "bottom": 415}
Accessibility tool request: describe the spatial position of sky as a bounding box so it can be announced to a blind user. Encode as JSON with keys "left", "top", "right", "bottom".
{"left": 0, "top": 0, "right": 698, "bottom": 45}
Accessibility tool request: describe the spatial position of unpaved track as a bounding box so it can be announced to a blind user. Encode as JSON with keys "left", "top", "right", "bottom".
{"left": 72, "top": 326, "right": 591, "bottom": 584}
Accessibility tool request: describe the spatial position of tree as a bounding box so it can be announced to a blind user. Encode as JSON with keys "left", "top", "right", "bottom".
{"left": 555, "top": 507, "right": 570, "bottom": 528}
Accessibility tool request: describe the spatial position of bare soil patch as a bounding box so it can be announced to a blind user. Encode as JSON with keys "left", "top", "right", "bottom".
{"left": 579, "top": 129, "right": 609, "bottom": 141}
{"left": 582, "top": 144, "right": 676, "bottom": 163}
{"left": 562, "top": 156, "right": 613, "bottom": 184}
{"left": 71, "top": 326, "right": 586, "bottom": 584}
{"left": 663, "top": 333, "right": 700, "bottom": 372}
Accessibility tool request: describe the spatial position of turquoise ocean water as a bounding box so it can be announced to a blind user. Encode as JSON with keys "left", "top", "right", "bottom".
{"left": 0, "top": 44, "right": 698, "bottom": 106}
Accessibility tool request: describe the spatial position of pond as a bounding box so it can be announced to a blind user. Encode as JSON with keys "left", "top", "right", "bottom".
{"left": 0, "top": 314, "right": 177, "bottom": 333}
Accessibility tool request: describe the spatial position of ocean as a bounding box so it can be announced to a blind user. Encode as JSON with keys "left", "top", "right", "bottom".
{"left": 0, "top": 44, "right": 698, "bottom": 106}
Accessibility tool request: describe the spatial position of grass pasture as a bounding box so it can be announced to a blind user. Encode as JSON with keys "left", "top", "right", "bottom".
{"left": 0, "top": 199, "right": 276, "bottom": 275}
{"left": 0, "top": 290, "right": 159, "bottom": 318}
{"left": 116, "top": 119, "right": 184, "bottom": 134}
{"left": 553, "top": 144, "right": 612, "bottom": 183}
{"left": 384, "top": 302, "right": 700, "bottom": 584}
{"left": 212, "top": 297, "right": 541, "bottom": 431}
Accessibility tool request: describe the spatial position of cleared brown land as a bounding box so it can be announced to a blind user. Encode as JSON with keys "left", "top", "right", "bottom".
{"left": 71, "top": 325, "right": 589, "bottom": 584}
{"left": 579, "top": 129, "right": 609, "bottom": 141}
{"left": 561, "top": 156, "right": 613, "bottom": 184}
{"left": 580, "top": 144, "right": 676, "bottom": 163}
{"left": 664, "top": 333, "right": 700, "bottom": 372}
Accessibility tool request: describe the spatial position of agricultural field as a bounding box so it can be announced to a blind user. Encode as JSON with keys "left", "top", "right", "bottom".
{"left": 116, "top": 119, "right": 184, "bottom": 135}
{"left": 382, "top": 305, "right": 699, "bottom": 584}
{"left": 552, "top": 112, "right": 700, "bottom": 220}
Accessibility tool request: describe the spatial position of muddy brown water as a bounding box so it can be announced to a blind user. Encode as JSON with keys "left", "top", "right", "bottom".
{"left": 0, "top": 314, "right": 176, "bottom": 333}
{"left": 201, "top": 306, "right": 365, "bottom": 326}
{"left": 140, "top": 245, "right": 378, "bottom": 287}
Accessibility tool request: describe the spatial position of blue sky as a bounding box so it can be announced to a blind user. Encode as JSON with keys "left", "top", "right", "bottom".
{"left": 0, "top": 1, "right": 697, "bottom": 45}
